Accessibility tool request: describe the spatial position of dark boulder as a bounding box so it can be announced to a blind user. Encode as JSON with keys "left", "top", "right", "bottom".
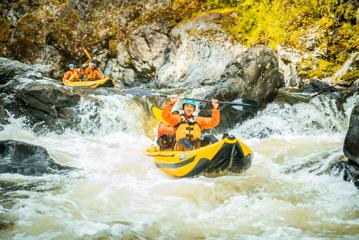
{"left": 204, "top": 45, "right": 284, "bottom": 129}
{"left": 332, "top": 160, "right": 359, "bottom": 189}
{"left": 300, "top": 79, "right": 337, "bottom": 93}
{"left": 344, "top": 104, "right": 359, "bottom": 166}
{"left": 0, "top": 140, "right": 74, "bottom": 176}
{"left": 128, "top": 22, "right": 172, "bottom": 80}
{"left": 331, "top": 104, "right": 359, "bottom": 189}
{"left": 0, "top": 98, "right": 9, "bottom": 126}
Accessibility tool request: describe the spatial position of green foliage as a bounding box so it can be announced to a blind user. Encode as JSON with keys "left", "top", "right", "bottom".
{"left": 172, "top": 0, "right": 358, "bottom": 80}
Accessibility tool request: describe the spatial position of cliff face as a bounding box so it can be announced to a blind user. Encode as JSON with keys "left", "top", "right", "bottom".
{"left": 1, "top": 0, "right": 357, "bottom": 87}
{"left": 0, "top": 0, "right": 174, "bottom": 80}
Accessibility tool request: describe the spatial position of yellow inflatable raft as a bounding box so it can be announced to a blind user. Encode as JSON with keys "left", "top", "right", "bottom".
{"left": 145, "top": 135, "right": 253, "bottom": 177}
{"left": 64, "top": 78, "right": 116, "bottom": 89}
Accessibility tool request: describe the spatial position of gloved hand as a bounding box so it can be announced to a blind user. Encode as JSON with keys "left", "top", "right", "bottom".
{"left": 170, "top": 95, "right": 178, "bottom": 103}
{"left": 212, "top": 99, "right": 219, "bottom": 109}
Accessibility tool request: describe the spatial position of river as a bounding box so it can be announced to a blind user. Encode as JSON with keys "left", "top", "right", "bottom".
{"left": 1, "top": 91, "right": 358, "bottom": 239}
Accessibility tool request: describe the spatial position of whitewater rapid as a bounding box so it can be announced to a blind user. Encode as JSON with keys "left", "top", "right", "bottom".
{"left": 0, "top": 92, "right": 358, "bottom": 239}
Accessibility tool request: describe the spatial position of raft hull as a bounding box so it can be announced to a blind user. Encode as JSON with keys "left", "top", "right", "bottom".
{"left": 145, "top": 135, "right": 253, "bottom": 177}
{"left": 64, "top": 78, "right": 116, "bottom": 89}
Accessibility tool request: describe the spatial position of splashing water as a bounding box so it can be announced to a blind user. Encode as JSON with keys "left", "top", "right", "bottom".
{"left": 157, "top": 36, "right": 246, "bottom": 88}
{"left": 0, "top": 91, "right": 358, "bottom": 239}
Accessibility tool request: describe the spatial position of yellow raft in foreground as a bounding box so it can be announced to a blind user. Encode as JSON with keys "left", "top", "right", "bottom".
{"left": 64, "top": 78, "right": 116, "bottom": 89}
{"left": 145, "top": 135, "right": 253, "bottom": 177}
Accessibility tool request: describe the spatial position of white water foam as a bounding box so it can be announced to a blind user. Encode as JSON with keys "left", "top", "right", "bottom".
{"left": 1, "top": 91, "right": 358, "bottom": 239}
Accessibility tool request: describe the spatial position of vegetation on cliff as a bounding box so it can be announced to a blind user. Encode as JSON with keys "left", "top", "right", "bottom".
{"left": 173, "top": 0, "right": 358, "bottom": 83}
{"left": 0, "top": 0, "right": 357, "bottom": 84}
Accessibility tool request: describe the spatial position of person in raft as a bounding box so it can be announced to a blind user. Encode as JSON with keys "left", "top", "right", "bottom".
{"left": 156, "top": 110, "right": 179, "bottom": 151}
{"left": 62, "top": 64, "right": 84, "bottom": 83}
{"left": 162, "top": 96, "right": 220, "bottom": 151}
{"left": 85, "top": 61, "right": 105, "bottom": 81}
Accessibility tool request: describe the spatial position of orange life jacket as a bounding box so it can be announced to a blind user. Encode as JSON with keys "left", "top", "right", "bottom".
{"left": 62, "top": 70, "right": 80, "bottom": 83}
{"left": 175, "top": 114, "right": 201, "bottom": 142}
{"left": 157, "top": 122, "right": 175, "bottom": 138}
{"left": 85, "top": 66, "right": 104, "bottom": 81}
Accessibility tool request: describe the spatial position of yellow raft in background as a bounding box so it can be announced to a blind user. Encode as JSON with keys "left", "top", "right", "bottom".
{"left": 64, "top": 78, "right": 116, "bottom": 89}
{"left": 145, "top": 135, "right": 253, "bottom": 177}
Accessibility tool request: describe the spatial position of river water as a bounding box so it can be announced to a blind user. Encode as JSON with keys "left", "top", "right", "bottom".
{"left": 0, "top": 92, "right": 358, "bottom": 239}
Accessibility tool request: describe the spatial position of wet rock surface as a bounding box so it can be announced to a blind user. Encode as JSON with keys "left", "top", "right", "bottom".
{"left": 0, "top": 58, "right": 83, "bottom": 132}
{"left": 300, "top": 79, "right": 337, "bottom": 93}
{"left": 332, "top": 160, "right": 359, "bottom": 189}
{"left": 204, "top": 45, "right": 284, "bottom": 129}
{"left": 0, "top": 140, "right": 74, "bottom": 176}
{"left": 330, "top": 104, "right": 359, "bottom": 189}
{"left": 344, "top": 104, "right": 359, "bottom": 166}
{"left": 0, "top": 0, "right": 174, "bottom": 80}
{"left": 212, "top": 45, "right": 284, "bottom": 104}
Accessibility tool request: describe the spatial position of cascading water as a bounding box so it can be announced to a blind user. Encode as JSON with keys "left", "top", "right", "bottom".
{"left": 1, "top": 87, "right": 358, "bottom": 239}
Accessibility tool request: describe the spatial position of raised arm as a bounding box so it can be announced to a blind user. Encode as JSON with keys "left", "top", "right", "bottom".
{"left": 162, "top": 97, "right": 181, "bottom": 127}
{"left": 197, "top": 99, "right": 220, "bottom": 129}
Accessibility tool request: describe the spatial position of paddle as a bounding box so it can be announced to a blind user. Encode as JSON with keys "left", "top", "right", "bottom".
{"left": 125, "top": 89, "right": 258, "bottom": 111}
{"left": 309, "top": 83, "right": 338, "bottom": 99}
{"left": 81, "top": 49, "right": 108, "bottom": 81}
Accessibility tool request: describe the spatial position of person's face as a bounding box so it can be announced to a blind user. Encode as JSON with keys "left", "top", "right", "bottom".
{"left": 184, "top": 104, "right": 195, "bottom": 115}
{"left": 70, "top": 67, "right": 75, "bottom": 71}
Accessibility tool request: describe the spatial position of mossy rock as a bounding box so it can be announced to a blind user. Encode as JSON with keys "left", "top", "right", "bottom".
{"left": 0, "top": 17, "right": 9, "bottom": 42}
{"left": 108, "top": 39, "right": 118, "bottom": 58}
{"left": 15, "top": 11, "right": 47, "bottom": 47}
{"left": 339, "top": 70, "right": 359, "bottom": 86}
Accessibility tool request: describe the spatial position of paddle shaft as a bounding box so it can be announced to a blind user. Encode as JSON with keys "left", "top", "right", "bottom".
{"left": 124, "top": 89, "right": 257, "bottom": 108}
{"left": 155, "top": 94, "right": 245, "bottom": 105}
{"left": 310, "top": 83, "right": 338, "bottom": 99}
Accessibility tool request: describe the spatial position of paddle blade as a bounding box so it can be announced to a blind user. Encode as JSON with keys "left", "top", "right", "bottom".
{"left": 152, "top": 107, "right": 168, "bottom": 125}
{"left": 230, "top": 99, "right": 258, "bottom": 111}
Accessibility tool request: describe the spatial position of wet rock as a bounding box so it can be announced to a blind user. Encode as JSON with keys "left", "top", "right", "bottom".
{"left": 1, "top": 0, "right": 175, "bottom": 80}
{"left": 0, "top": 98, "right": 9, "bottom": 126}
{"left": 300, "top": 79, "right": 337, "bottom": 93}
{"left": 330, "top": 104, "right": 359, "bottom": 189}
{"left": 0, "top": 140, "right": 74, "bottom": 176}
{"left": 277, "top": 46, "right": 301, "bottom": 87}
{"left": 332, "top": 160, "right": 359, "bottom": 189}
{"left": 350, "top": 79, "right": 359, "bottom": 92}
{"left": 0, "top": 220, "right": 14, "bottom": 231}
{"left": 0, "top": 58, "right": 82, "bottom": 132}
{"left": 156, "top": 12, "right": 242, "bottom": 88}
{"left": 212, "top": 45, "right": 284, "bottom": 104}
{"left": 335, "top": 52, "right": 359, "bottom": 87}
{"left": 275, "top": 88, "right": 312, "bottom": 104}
{"left": 204, "top": 45, "right": 284, "bottom": 129}
{"left": 128, "top": 22, "right": 172, "bottom": 80}
{"left": 344, "top": 104, "right": 359, "bottom": 166}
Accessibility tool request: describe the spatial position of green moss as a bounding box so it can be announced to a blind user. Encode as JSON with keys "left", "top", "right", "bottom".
{"left": 339, "top": 70, "right": 359, "bottom": 85}
{"left": 308, "top": 59, "right": 339, "bottom": 79}
{"left": 108, "top": 39, "right": 118, "bottom": 58}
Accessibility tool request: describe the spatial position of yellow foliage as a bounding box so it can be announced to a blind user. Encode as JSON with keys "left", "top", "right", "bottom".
{"left": 308, "top": 59, "right": 338, "bottom": 79}
{"left": 171, "top": 0, "right": 358, "bottom": 79}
